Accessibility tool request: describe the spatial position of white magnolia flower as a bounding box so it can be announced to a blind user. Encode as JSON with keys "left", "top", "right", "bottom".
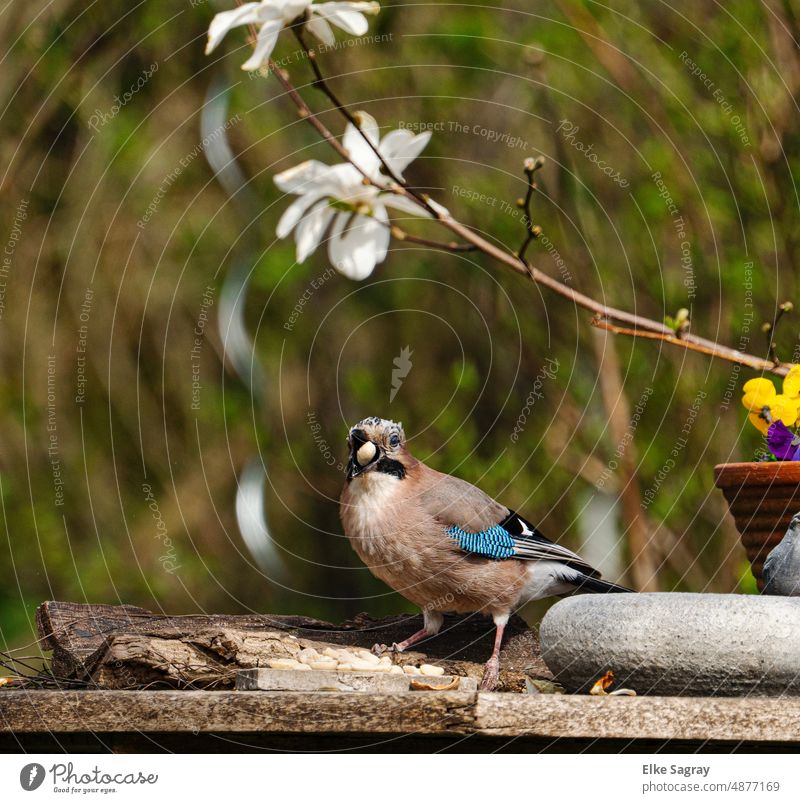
{"left": 206, "top": 0, "right": 380, "bottom": 71}
{"left": 274, "top": 112, "right": 446, "bottom": 280}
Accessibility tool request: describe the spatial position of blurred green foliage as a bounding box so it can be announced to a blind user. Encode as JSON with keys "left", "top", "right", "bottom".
{"left": 2, "top": 0, "right": 798, "bottom": 650}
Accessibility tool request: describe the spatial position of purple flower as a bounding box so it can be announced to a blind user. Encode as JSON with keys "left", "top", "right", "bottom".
{"left": 767, "top": 421, "right": 800, "bottom": 460}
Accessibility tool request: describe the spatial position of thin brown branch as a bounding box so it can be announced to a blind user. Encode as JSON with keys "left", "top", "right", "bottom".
{"left": 434, "top": 214, "right": 673, "bottom": 331}
{"left": 591, "top": 318, "right": 789, "bottom": 376}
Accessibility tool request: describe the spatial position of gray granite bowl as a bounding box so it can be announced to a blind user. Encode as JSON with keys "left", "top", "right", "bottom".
{"left": 540, "top": 593, "right": 800, "bottom": 696}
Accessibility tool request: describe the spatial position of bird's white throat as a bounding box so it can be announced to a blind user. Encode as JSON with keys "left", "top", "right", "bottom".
{"left": 346, "top": 470, "right": 401, "bottom": 550}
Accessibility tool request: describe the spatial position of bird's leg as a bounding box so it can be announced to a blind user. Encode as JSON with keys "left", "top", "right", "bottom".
{"left": 372, "top": 610, "right": 443, "bottom": 656}
{"left": 392, "top": 628, "right": 433, "bottom": 652}
{"left": 479, "top": 614, "right": 509, "bottom": 691}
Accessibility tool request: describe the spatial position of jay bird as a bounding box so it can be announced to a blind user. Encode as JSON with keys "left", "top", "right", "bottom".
{"left": 339, "top": 416, "right": 632, "bottom": 690}
{"left": 762, "top": 512, "right": 800, "bottom": 596}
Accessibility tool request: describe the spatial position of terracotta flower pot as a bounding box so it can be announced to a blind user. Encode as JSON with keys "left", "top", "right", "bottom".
{"left": 714, "top": 462, "right": 800, "bottom": 589}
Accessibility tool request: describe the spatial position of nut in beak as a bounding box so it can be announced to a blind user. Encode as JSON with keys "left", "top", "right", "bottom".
{"left": 356, "top": 441, "right": 377, "bottom": 466}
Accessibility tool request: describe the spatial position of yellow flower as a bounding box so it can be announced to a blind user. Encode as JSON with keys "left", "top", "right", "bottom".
{"left": 741, "top": 377, "right": 776, "bottom": 411}
{"left": 747, "top": 394, "right": 800, "bottom": 434}
{"left": 783, "top": 364, "right": 800, "bottom": 399}
{"left": 748, "top": 412, "right": 771, "bottom": 435}
{"left": 772, "top": 394, "right": 800, "bottom": 425}
{"left": 742, "top": 375, "right": 800, "bottom": 434}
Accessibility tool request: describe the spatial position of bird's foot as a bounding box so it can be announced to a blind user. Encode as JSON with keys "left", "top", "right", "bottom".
{"left": 479, "top": 657, "right": 500, "bottom": 691}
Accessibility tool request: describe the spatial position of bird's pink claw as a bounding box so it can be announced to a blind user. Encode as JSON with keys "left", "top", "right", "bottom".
{"left": 480, "top": 658, "right": 500, "bottom": 691}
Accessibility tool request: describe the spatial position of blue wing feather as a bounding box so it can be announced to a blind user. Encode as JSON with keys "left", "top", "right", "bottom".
{"left": 446, "top": 524, "right": 516, "bottom": 560}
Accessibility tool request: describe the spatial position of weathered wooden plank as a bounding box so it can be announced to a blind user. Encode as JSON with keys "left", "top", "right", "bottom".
{"left": 6, "top": 691, "right": 800, "bottom": 744}
{"left": 475, "top": 693, "right": 800, "bottom": 743}
{"left": 0, "top": 691, "right": 476, "bottom": 735}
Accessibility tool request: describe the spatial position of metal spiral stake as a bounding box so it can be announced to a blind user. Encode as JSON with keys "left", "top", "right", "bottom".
{"left": 201, "top": 73, "right": 285, "bottom": 579}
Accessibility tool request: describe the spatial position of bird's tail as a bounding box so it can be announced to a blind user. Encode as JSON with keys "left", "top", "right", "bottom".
{"left": 571, "top": 574, "right": 634, "bottom": 594}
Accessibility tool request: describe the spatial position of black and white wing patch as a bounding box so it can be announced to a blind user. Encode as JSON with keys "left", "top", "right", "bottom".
{"left": 498, "top": 510, "right": 599, "bottom": 575}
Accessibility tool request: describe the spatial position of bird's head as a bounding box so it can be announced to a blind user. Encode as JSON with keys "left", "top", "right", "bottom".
{"left": 345, "top": 417, "right": 408, "bottom": 481}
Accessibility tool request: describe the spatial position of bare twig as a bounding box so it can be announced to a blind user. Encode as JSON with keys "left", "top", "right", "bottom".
{"left": 591, "top": 318, "right": 789, "bottom": 375}
{"left": 762, "top": 301, "right": 793, "bottom": 367}
{"left": 516, "top": 156, "right": 544, "bottom": 263}
{"left": 389, "top": 225, "right": 478, "bottom": 253}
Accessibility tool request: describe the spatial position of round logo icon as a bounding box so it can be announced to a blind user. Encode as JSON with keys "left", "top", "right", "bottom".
{"left": 19, "top": 763, "right": 45, "bottom": 791}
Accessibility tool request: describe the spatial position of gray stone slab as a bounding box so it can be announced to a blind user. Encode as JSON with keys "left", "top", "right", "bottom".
{"left": 540, "top": 593, "right": 800, "bottom": 696}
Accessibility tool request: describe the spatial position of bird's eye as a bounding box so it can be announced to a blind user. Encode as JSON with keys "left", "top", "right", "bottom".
{"left": 389, "top": 434, "right": 400, "bottom": 447}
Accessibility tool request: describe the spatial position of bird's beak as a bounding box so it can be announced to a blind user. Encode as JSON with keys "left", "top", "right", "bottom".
{"left": 346, "top": 430, "right": 380, "bottom": 480}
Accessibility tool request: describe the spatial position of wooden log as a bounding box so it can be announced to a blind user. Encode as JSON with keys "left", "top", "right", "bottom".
{"left": 36, "top": 601, "right": 550, "bottom": 692}
{"left": 35, "top": 601, "right": 334, "bottom": 680}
